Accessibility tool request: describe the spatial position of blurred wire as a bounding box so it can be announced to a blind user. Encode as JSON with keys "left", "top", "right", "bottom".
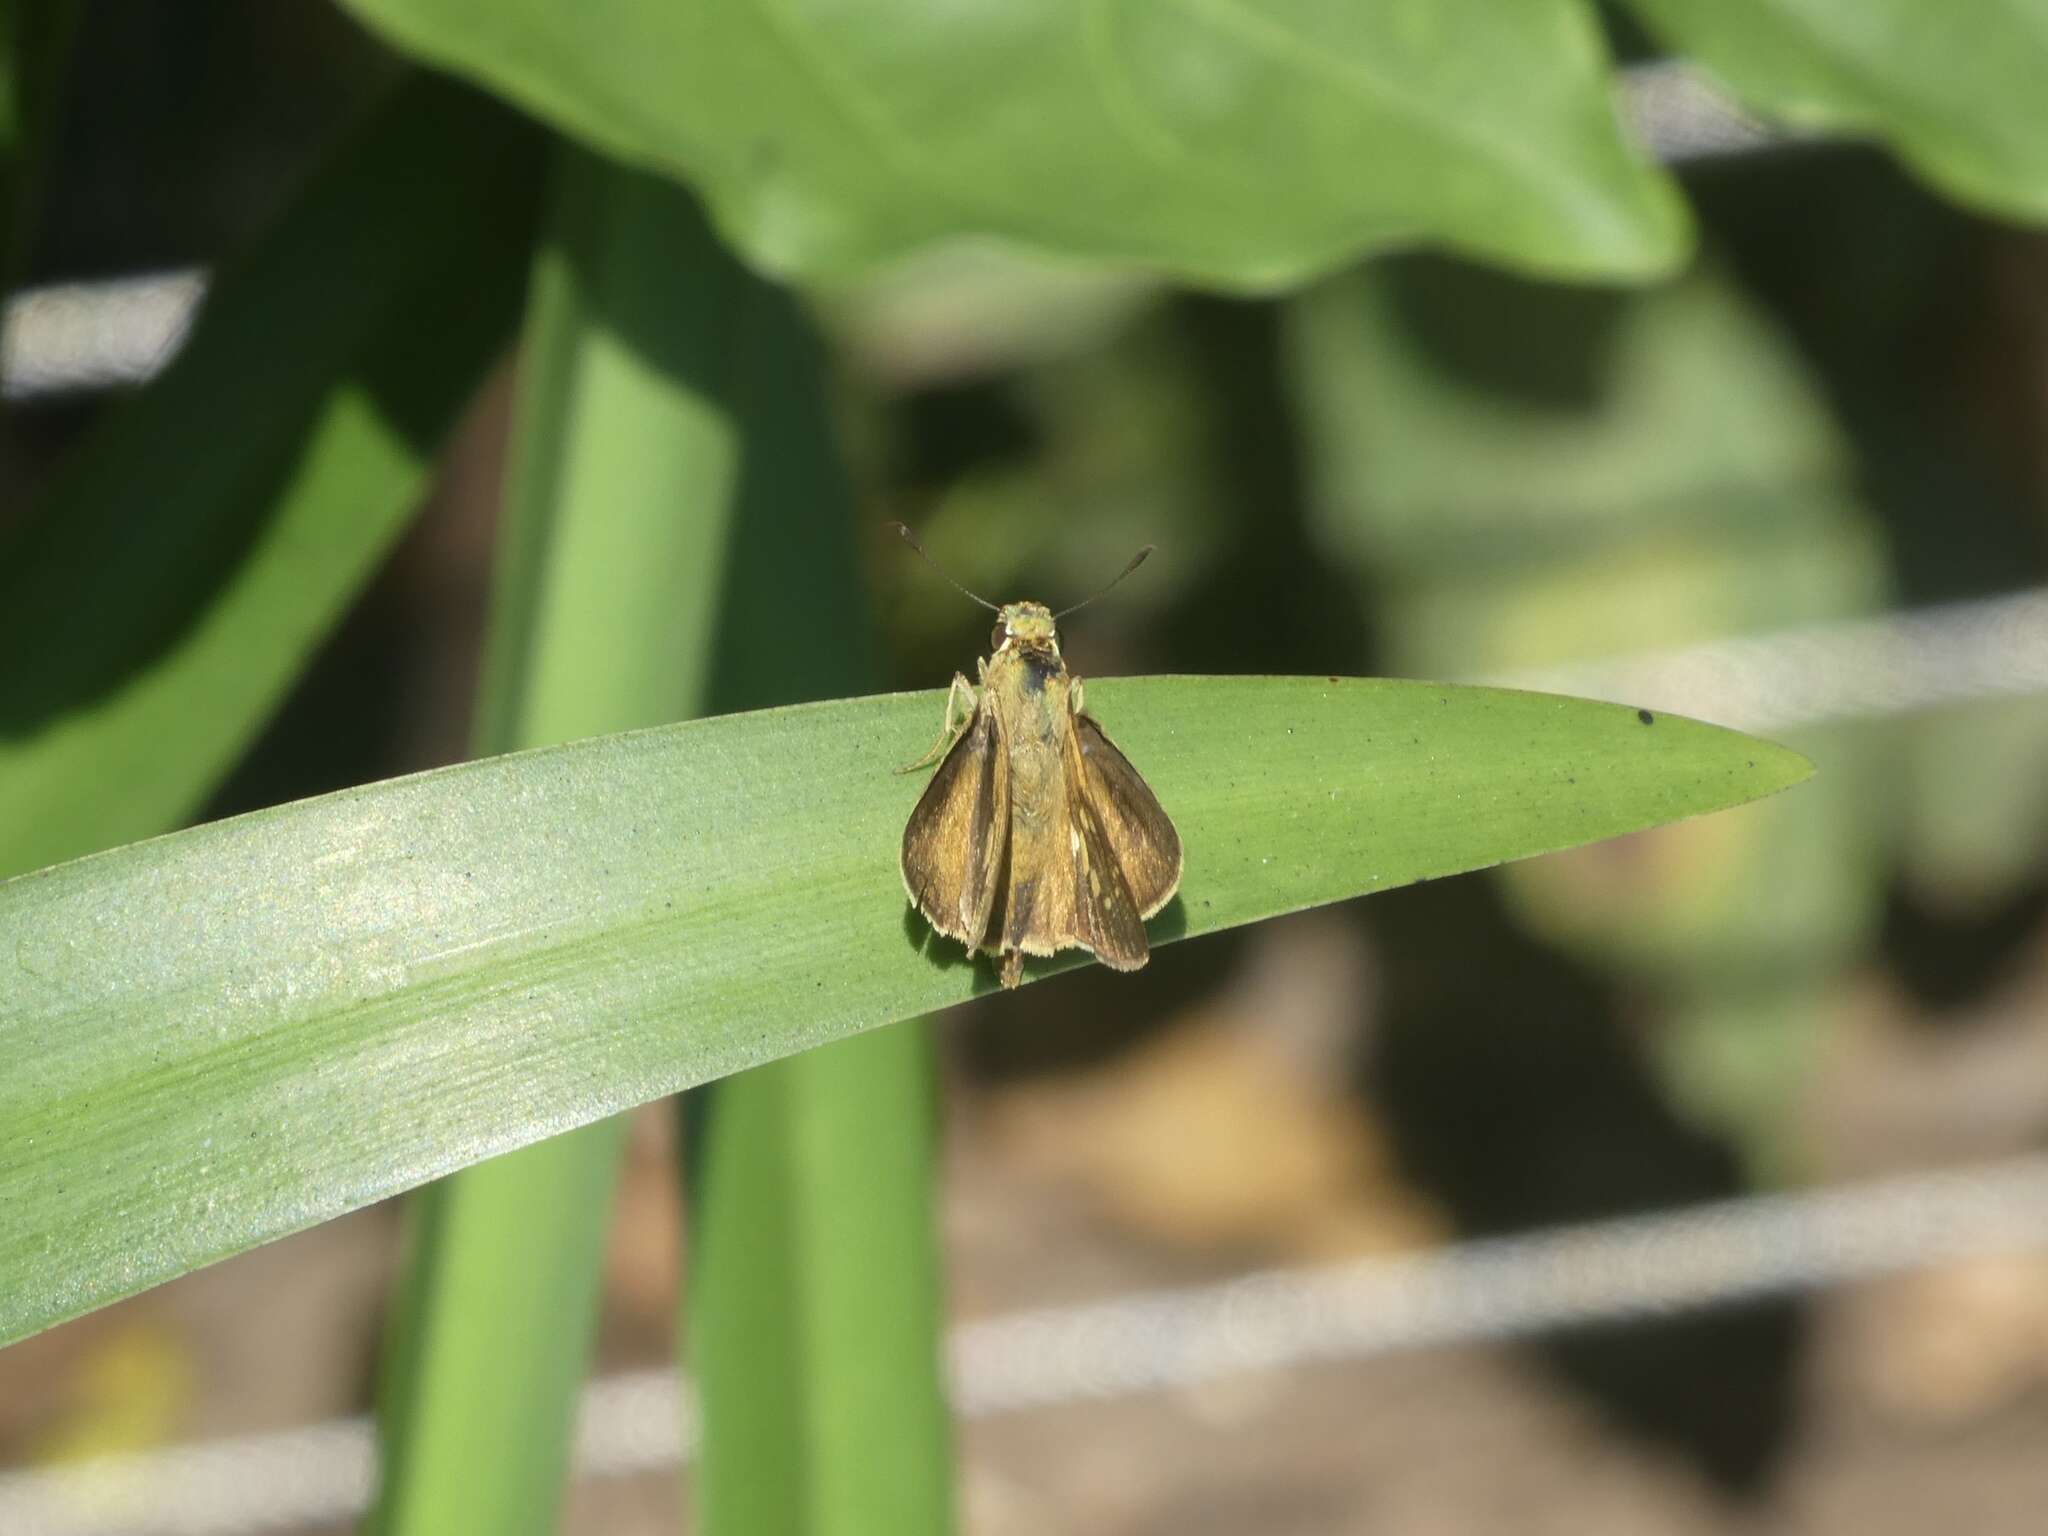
{"left": 949, "top": 1155, "right": 2048, "bottom": 1416}
{"left": 0, "top": 269, "right": 202, "bottom": 400}
{"left": 1483, "top": 588, "right": 2048, "bottom": 732}
{"left": 1618, "top": 58, "right": 1794, "bottom": 163}
{"left": 5, "top": 1154, "right": 2047, "bottom": 1536}
{"left": 0, "top": 1417, "right": 376, "bottom": 1536}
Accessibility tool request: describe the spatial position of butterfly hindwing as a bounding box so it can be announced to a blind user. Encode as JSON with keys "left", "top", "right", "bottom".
{"left": 1069, "top": 782, "right": 1149, "bottom": 971}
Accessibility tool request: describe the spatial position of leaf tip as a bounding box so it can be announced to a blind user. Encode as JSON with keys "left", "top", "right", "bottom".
{"left": 1745, "top": 736, "right": 1818, "bottom": 798}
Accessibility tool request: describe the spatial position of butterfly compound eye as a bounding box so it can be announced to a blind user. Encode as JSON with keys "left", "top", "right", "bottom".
{"left": 991, "top": 622, "right": 1007, "bottom": 651}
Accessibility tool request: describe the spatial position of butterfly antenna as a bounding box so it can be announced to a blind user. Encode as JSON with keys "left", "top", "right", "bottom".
{"left": 1055, "top": 544, "right": 1154, "bottom": 619}
{"left": 888, "top": 522, "right": 999, "bottom": 612}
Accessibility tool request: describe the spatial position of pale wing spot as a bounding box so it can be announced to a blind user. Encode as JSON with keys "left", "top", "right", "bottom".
{"left": 1068, "top": 827, "right": 1081, "bottom": 856}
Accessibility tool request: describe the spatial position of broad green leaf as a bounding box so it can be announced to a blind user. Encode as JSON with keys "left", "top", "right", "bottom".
{"left": 0, "top": 677, "right": 1809, "bottom": 1347}
{"left": 1624, "top": 0, "right": 2048, "bottom": 223}
{"left": 337, "top": 0, "right": 1687, "bottom": 287}
{"left": 0, "top": 76, "right": 543, "bottom": 880}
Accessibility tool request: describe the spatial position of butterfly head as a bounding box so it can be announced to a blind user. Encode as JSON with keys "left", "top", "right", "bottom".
{"left": 995, "top": 601, "right": 1059, "bottom": 655}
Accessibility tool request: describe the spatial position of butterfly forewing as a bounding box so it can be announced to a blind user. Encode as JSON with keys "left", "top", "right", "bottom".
{"left": 1072, "top": 713, "right": 1183, "bottom": 918}
{"left": 900, "top": 701, "right": 1009, "bottom": 948}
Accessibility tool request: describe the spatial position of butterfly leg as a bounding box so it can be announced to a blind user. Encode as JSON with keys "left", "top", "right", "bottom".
{"left": 896, "top": 672, "right": 977, "bottom": 774}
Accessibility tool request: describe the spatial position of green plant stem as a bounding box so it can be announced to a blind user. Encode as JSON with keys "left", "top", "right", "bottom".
{"left": 366, "top": 141, "right": 729, "bottom": 1536}
{"left": 364, "top": 137, "right": 953, "bottom": 1535}
{"left": 688, "top": 1023, "right": 952, "bottom": 1535}
{"left": 371, "top": 1127, "right": 626, "bottom": 1536}
{"left": 632, "top": 88, "right": 958, "bottom": 1529}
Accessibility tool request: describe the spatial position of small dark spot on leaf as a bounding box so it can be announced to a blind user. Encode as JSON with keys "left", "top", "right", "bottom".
{"left": 1327, "top": 675, "right": 1340, "bottom": 684}
{"left": 1637, "top": 708, "right": 1655, "bottom": 725}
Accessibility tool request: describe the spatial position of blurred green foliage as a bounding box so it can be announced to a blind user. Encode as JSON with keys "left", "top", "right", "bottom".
{"left": 0, "top": 75, "right": 543, "bottom": 878}
{"left": 1289, "top": 256, "right": 1887, "bottom": 1161}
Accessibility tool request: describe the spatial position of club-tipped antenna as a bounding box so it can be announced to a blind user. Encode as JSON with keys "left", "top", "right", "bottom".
{"left": 1055, "top": 544, "right": 1154, "bottom": 619}
{"left": 888, "top": 522, "right": 999, "bottom": 612}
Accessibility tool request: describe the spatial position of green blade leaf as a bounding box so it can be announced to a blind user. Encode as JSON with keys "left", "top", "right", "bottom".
{"left": 1624, "top": 0, "right": 2048, "bottom": 223}
{"left": 0, "top": 75, "right": 543, "bottom": 880}
{"left": 0, "top": 678, "right": 1810, "bottom": 1347}
{"left": 336, "top": 0, "right": 1687, "bottom": 287}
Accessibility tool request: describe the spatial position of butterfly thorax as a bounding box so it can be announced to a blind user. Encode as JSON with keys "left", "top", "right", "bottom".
{"left": 985, "top": 639, "right": 1069, "bottom": 828}
{"left": 989, "top": 599, "right": 1069, "bottom": 719}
